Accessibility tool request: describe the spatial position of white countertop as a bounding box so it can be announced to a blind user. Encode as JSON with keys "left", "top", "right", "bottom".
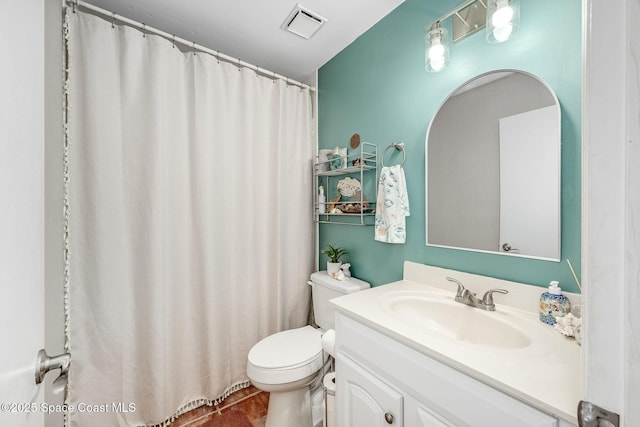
{"left": 330, "top": 262, "right": 581, "bottom": 425}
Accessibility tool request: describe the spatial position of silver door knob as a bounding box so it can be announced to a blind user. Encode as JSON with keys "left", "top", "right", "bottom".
{"left": 384, "top": 412, "right": 394, "bottom": 424}
{"left": 502, "top": 243, "right": 520, "bottom": 253}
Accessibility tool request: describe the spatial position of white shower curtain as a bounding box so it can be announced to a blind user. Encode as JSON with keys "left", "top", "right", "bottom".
{"left": 65, "top": 9, "right": 313, "bottom": 426}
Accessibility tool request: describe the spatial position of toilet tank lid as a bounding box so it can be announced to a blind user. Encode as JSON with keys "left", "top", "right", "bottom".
{"left": 309, "top": 271, "right": 371, "bottom": 294}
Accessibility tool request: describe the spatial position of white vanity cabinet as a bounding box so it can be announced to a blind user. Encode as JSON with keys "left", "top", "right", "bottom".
{"left": 335, "top": 313, "right": 570, "bottom": 427}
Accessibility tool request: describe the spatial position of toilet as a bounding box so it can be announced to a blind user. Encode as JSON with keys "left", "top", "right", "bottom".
{"left": 246, "top": 271, "right": 370, "bottom": 427}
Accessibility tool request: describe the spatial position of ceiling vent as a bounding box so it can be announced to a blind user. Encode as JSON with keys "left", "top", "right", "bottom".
{"left": 281, "top": 4, "right": 327, "bottom": 39}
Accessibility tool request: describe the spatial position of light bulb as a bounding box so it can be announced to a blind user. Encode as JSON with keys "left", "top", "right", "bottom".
{"left": 486, "top": 0, "right": 519, "bottom": 43}
{"left": 428, "top": 40, "right": 445, "bottom": 60}
{"left": 429, "top": 57, "right": 445, "bottom": 72}
{"left": 492, "top": 23, "right": 513, "bottom": 42}
{"left": 491, "top": 5, "right": 514, "bottom": 27}
{"left": 425, "top": 26, "right": 448, "bottom": 73}
{"left": 428, "top": 39, "right": 445, "bottom": 71}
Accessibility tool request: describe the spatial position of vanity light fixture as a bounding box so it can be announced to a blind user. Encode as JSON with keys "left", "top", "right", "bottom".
{"left": 425, "top": 0, "right": 519, "bottom": 72}
{"left": 425, "top": 23, "right": 449, "bottom": 73}
{"left": 486, "top": 0, "right": 519, "bottom": 43}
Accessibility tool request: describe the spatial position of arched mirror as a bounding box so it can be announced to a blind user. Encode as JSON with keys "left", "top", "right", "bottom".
{"left": 426, "top": 70, "right": 561, "bottom": 261}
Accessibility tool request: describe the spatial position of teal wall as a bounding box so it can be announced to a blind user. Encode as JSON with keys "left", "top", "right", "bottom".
{"left": 318, "top": 0, "right": 582, "bottom": 292}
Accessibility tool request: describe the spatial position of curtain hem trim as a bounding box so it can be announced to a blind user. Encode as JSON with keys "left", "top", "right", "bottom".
{"left": 144, "top": 380, "right": 251, "bottom": 427}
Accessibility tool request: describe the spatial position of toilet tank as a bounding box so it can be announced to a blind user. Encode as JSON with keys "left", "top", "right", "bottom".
{"left": 309, "top": 271, "right": 370, "bottom": 330}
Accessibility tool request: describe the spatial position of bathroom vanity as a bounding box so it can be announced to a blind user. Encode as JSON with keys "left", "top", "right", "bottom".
{"left": 331, "top": 262, "right": 580, "bottom": 427}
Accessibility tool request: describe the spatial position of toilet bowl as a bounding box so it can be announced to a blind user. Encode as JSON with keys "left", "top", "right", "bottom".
{"left": 246, "top": 271, "right": 370, "bottom": 427}
{"left": 247, "top": 326, "right": 326, "bottom": 427}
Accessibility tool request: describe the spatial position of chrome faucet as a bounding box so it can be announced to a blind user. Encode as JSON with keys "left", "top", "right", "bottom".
{"left": 446, "top": 277, "right": 508, "bottom": 311}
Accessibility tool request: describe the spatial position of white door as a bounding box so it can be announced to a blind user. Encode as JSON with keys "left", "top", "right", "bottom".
{"left": 583, "top": 0, "right": 639, "bottom": 425}
{"left": 0, "top": 1, "right": 46, "bottom": 426}
{"left": 498, "top": 105, "right": 560, "bottom": 260}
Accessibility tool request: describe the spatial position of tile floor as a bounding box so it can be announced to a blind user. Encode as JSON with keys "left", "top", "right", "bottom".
{"left": 171, "top": 385, "right": 269, "bottom": 427}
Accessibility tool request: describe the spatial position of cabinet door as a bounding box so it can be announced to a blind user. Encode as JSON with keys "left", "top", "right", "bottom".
{"left": 415, "top": 405, "right": 455, "bottom": 427}
{"left": 337, "top": 355, "right": 403, "bottom": 427}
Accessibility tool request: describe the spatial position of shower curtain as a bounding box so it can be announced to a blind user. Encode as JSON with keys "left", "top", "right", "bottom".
{"left": 65, "top": 9, "right": 314, "bottom": 426}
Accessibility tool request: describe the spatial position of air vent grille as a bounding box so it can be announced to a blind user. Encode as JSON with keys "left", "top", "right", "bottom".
{"left": 281, "top": 4, "right": 327, "bottom": 39}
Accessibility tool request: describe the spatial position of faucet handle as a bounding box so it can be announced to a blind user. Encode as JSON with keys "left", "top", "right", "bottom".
{"left": 481, "top": 289, "right": 509, "bottom": 306}
{"left": 446, "top": 277, "right": 466, "bottom": 298}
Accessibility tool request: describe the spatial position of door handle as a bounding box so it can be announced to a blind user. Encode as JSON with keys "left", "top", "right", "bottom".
{"left": 578, "top": 401, "right": 620, "bottom": 427}
{"left": 35, "top": 349, "right": 70, "bottom": 394}
{"left": 502, "top": 243, "right": 520, "bottom": 253}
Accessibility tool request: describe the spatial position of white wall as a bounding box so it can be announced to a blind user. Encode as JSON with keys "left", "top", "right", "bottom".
{"left": 0, "top": 1, "right": 45, "bottom": 425}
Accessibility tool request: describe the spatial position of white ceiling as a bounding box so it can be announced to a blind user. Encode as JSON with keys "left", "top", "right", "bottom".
{"left": 86, "top": 0, "right": 406, "bottom": 84}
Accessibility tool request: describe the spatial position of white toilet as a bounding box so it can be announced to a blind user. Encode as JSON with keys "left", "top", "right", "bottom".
{"left": 247, "top": 271, "right": 370, "bottom": 427}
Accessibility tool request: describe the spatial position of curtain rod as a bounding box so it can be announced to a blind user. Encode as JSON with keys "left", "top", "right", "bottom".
{"left": 66, "top": 0, "right": 316, "bottom": 92}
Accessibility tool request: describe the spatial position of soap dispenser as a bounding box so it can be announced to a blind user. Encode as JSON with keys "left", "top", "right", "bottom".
{"left": 539, "top": 281, "right": 571, "bottom": 325}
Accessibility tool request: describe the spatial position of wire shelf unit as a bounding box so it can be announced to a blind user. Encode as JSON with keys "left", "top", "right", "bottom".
{"left": 314, "top": 142, "right": 378, "bottom": 226}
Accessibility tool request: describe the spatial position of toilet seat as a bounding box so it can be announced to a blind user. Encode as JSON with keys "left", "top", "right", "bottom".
{"left": 247, "top": 325, "right": 325, "bottom": 385}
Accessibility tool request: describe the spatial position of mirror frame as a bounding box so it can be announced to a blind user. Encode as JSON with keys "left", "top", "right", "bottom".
{"left": 425, "top": 69, "right": 561, "bottom": 261}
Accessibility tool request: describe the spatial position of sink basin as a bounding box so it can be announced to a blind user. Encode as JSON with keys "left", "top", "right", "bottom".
{"left": 381, "top": 291, "right": 532, "bottom": 350}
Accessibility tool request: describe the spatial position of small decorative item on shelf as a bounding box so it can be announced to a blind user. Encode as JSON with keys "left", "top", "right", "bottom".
{"left": 352, "top": 158, "right": 363, "bottom": 167}
{"left": 335, "top": 178, "right": 369, "bottom": 213}
{"left": 337, "top": 177, "right": 360, "bottom": 197}
{"left": 350, "top": 133, "right": 361, "bottom": 149}
{"left": 321, "top": 244, "right": 348, "bottom": 278}
{"left": 318, "top": 186, "right": 326, "bottom": 214}
{"left": 327, "top": 194, "right": 342, "bottom": 213}
{"left": 317, "top": 149, "right": 334, "bottom": 172}
{"left": 329, "top": 147, "right": 347, "bottom": 170}
{"left": 336, "top": 194, "right": 370, "bottom": 213}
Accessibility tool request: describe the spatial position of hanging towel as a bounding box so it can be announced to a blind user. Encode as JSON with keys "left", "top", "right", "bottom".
{"left": 375, "top": 165, "right": 410, "bottom": 244}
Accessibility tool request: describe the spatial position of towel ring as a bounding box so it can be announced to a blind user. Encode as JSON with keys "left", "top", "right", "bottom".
{"left": 381, "top": 142, "right": 406, "bottom": 167}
